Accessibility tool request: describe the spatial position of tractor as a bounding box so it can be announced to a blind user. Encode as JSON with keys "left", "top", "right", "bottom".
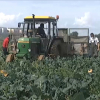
{"left": 6, "top": 14, "right": 89, "bottom": 62}
{"left": 6, "top": 14, "right": 74, "bottom": 62}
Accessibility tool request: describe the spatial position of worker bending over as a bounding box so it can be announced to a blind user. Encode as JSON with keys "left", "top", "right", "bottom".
{"left": 2, "top": 35, "right": 10, "bottom": 56}
{"left": 36, "top": 23, "right": 46, "bottom": 38}
{"left": 89, "top": 33, "right": 99, "bottom": 57}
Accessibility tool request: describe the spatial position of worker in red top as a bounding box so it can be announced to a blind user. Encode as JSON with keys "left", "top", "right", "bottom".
{"left": 2, "top": 35, "right": 10, "bottom": 56}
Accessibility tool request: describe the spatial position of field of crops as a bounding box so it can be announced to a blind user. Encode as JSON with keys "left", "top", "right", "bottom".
{"left": 0, "top": 41, "right": 100, "bottom": 100}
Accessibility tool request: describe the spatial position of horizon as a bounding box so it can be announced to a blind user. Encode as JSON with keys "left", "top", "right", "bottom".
{"left": 0, "top": 1, "right": 100, "bottom": 35}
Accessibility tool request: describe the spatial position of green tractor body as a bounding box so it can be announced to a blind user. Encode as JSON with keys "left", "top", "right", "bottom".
{"left": 16, "top": 37, "right": 41, "bottom": 59}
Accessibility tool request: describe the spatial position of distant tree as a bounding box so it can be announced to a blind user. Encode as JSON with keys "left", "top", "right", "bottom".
{"left": 95, "top": 33, "right": 100, "bottom": 41}
{"left": 70, "top": 31, "right": 78, "bottom": 37}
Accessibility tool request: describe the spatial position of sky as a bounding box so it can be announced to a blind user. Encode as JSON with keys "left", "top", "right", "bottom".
{"left": 0, "top": 0, "right": 100, "bottom": 35}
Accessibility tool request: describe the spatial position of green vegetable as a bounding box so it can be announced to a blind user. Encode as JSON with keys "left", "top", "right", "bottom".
{"left": 0, "top": 43, "right": 100, "bottom": 99}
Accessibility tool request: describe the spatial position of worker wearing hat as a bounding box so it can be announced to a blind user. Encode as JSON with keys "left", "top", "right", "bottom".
{"left": 89, "top": 33, "right": 99, "bottom": 57}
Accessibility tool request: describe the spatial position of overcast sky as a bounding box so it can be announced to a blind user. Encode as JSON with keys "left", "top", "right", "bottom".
{"left": 0, "top": 0, "right": 100, "bottom": 35}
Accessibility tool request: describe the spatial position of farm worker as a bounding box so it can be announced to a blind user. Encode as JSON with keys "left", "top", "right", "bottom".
{"left": 36, "top": 23, "right": 46, "bottom": 38}
{"left": 89, "top": 33, "right": 99, "bottom": 57}
{"left": 2, "top": 35, "right": 10, "bottom": 56}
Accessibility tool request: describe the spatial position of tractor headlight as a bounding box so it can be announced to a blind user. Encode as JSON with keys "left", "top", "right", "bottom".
{"left": 28, "top": 49, "right": 31, "bottom": 52}
{"left": 16, "top": 49, "right": 19, "bottom": 53}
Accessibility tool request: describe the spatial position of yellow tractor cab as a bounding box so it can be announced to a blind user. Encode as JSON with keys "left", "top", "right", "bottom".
{"left": 19, "top": 15, "right": 59, "bottom": 38}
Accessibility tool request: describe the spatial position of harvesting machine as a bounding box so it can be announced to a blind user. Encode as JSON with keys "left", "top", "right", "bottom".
{"left": 6, "top": 14, "right": 89, "bottom": 62}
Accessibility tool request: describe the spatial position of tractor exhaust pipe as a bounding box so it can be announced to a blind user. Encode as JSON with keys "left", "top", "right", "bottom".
{"left": 32, "top": 14, "right": 35, "bottom": 37}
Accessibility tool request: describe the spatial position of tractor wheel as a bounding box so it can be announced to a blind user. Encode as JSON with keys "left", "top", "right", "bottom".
{"left": 50, "top": 40, "right": 63, "bottom": 57}
{"left": 6, "top": 54, "right": 15, "bottom": 62}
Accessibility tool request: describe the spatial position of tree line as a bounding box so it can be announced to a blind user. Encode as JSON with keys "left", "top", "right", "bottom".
{"left": 70, "top": 31, "right": 100, "bottom": 41}
{"left": 95, "top": 33, "right": 100, "bottom": 41}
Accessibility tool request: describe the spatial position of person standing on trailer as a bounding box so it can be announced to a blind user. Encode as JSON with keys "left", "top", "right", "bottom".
{"left": 89, "top": 33, "right": 99, "bottom": 57}
{"left": 2, "top": 35, "right": 10, "bottom": 56}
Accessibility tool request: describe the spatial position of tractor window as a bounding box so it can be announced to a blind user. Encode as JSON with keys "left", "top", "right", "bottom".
{"left": 35, "top": 22, "right": 48, "bottom": 37}
{"left": 50, "top": 23, "right": 53, "bottom": 37}
{"left": 31, "top": 23, "right": 33, "bottom": 29}
{"left": 23, "top": 23, "right": 28, "bottom": 34}
{"left": 51, "top": 22, "right": 57, "bottom": 37}
{"left": 44, "top": 23, "right": 48, "bottom": 36}
{"left": 54, "top": 25, "right": 57, "bottom": 36}
{"left": 29, "top": 23, "right": 32, "bottom": 29}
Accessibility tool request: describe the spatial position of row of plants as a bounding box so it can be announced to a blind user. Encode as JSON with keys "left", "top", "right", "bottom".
{"left": 0, "top": 55, "right": 100, "bottom": 100}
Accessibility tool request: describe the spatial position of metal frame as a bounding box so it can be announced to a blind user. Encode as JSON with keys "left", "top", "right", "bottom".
{"left": 68, "top": 28, "right": 89, "bottom": 36}
{"left": 68, "top": 28, "right": 89, "bottom": 55}
{"left": 57, "top": 28, "right": 68, "bottom": 42}
{"left": 69, "top": 28, "right": 89, "bottom": 43}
